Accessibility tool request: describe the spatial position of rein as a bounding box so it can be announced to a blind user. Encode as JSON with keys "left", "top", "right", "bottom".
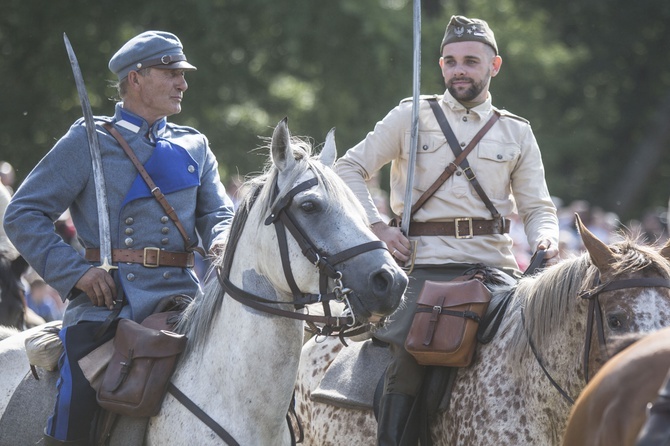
{"left": 525, "top": 269, "right": 670, "bottom": 405}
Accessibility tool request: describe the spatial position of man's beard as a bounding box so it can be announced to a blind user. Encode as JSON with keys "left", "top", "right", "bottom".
{"left": 447, "top": 77, "right": 487, "bottom": 102}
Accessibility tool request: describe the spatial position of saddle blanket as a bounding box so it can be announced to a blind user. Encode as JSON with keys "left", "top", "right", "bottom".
{"left": 310, "top": 339, "right": 392, "bottom": 410}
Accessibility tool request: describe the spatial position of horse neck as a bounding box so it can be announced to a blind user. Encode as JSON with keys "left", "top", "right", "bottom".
{"left": 170, "top": 218, "right": 304, "bottom": 439}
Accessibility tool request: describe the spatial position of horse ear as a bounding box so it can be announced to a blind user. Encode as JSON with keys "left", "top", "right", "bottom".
{"left": 659, "top": 238, "right": 670, "bottom": 262}
{"left": 319, "top": 128, "right": 337, "bottom": 168}
{"left": 575, "top": 212, "right": 616, "bottom": 270}
{"left": 271, "top": 117, "right": 296, "bottom": 173}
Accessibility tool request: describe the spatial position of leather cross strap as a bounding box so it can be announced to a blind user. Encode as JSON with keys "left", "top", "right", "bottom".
{"left": 408, "top": 217, "right": 510, "bottom": 238}
{"left": 426, "top": 98, "right": 501, "bottom": 219}
{"left": 101, "top": 122, "right": 205, "bottom": 257}
{"left": 85, "top": 247, "right": 195, "bottom": 268}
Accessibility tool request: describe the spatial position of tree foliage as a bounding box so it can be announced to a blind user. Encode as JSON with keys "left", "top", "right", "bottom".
{"left": 1, "top": 0, "right": 668, "bottom": 221}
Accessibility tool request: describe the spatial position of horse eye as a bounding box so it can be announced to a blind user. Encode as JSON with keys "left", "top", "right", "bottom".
{"left": 300, "top": 201, "right": 318, "bottom": 213}
{"left": 607, "top": 314, "right": 622, "bottom": 329}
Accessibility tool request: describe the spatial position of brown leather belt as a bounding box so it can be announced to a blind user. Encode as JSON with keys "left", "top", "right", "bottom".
{"left": 85, "top": 248, "right": 195, "bottom": 268}
{"left": 408, "top": 218, "right": 511, "bottom": 239}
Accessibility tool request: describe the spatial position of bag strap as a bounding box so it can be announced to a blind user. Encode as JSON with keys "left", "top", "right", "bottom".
{"left": 426, "top": 98, "right": 501, "bottom": 219}
{"left": 101, "top": 122, "right": 205, "bottom": 256}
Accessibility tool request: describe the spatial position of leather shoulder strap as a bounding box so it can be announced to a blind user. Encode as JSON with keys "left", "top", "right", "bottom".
{"left": 101, "top": 122, "right": 205, "bottom": 256}
{"left": 425, "top": 99, "right": 501, "bottom": 218}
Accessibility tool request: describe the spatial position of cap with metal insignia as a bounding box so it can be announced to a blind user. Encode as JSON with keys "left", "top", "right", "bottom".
{"left": 440, "top": 15, "right": 498, "bottom": 55}
{"left": 109, "top": 30, "right": 197, "bottom": 80}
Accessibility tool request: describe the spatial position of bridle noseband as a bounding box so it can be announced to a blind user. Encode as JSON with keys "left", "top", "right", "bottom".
{"left": 218, "top": 174, "right": 387, "bottom": 338}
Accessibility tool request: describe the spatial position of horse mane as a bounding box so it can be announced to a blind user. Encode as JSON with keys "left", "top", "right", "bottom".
{"left": 174, "top": 135, "right": 366, "bottom": 356}
{"left": 502, "top": 235, "right": 670, "bottom": 362}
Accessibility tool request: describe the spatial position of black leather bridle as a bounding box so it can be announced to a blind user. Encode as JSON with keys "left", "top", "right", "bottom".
{"left": 217, "top": 175, "right": 388, "bottom": 338}
{"left": 525, "top": 269, "right": 670, "bottom": 405}
{"left": 578, "top": 272, "right": 670, "bottom": 382}
{"left": 172, "top": 173, "right": 390, "bottom": 445}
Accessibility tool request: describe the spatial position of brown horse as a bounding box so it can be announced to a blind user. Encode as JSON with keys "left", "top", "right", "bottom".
{"left": 562, "top": 326, "right": 670, "bottom": 446}
{"left": 0, "top": 248, "right": 29, "bottom": 329}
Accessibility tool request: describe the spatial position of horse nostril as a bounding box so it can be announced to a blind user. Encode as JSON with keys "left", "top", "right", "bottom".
{"left": 370, "top": 269, "right": 393, "bottom": 297}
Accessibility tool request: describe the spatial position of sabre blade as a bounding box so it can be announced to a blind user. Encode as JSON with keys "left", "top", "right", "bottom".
{"left": 400, "top": 0, "right": 421, "bottom": 237}
{"left": 63, "top": 33, "right": 116, "bottom": 272}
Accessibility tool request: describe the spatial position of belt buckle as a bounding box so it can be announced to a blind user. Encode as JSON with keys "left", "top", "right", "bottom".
{"left": 455, "top": 217, "right": 473, "bottom": 239}
{"left": 143, "top": 247, "right": 161, "bottom": 268}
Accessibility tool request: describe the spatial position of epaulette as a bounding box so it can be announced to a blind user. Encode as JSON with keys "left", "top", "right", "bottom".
{"left": 399, "top": 94, "right": 440, "bottom": 105}
{"left": 167, "top": 122, "right": 202, "bottom": 135}
{"left": 495, "top": 107, "right": 529, "bottom": 124}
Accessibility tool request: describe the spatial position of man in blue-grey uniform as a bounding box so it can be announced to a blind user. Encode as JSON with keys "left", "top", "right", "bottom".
{"left": 3, "top": 30, "right": 235, "bottom": 445}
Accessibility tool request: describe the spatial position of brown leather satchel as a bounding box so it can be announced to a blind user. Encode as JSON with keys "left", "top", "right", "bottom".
{"left": 405, "top": 274, "right": 491, "bottom": 367}
{"left": 97, "top": 316, "right": 187, "bottom": 417}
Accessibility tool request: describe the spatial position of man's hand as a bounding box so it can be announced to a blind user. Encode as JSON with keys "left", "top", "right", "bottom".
{"left": 371, "top": 221, "right": 412, "bottom": 263}
{"left": 537, "top": 239, "right": 559, "bottom": 266}
{"left": 74, "top": 267, "right": 116, "bottom": 309}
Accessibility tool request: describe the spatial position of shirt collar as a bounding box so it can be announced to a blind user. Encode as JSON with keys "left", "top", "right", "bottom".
{"left": 441, "top": 89, "right": 493, "bottom": 117}
{"left": 113, "top": 103, "right": 167, "bottom": 141}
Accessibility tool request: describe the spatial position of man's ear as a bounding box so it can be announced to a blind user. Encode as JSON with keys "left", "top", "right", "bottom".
{"left": 491, "top": 55, "right": 502, "bottom": 77}
{"left": 127, "top": 71, "right": 141, "bottom": 86}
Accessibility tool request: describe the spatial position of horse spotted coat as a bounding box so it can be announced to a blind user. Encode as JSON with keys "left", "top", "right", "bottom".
{"left": 295, "top": 216, "right": 670, "bottom": 445}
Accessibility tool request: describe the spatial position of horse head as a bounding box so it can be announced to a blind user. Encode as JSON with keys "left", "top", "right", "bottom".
{"left": 255, "top": 117, "right": 407, "bottom": 323}
{"left": 575, "top": 212, "right": 670, "bottom": 380}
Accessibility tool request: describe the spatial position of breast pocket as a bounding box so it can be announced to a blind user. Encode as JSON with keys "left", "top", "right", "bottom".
{"left": 473, "top": 141, "right": 520, "bottom": 200}
{"left": 403, "top": 131, "right": 448, "bottom": 192}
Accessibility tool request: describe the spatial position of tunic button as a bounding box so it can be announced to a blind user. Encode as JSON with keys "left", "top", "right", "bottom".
{"left": 497, "top": 154, "right": 503, "bottom": 160}
{"left": 124, "top": 237, "right": 134, "bottom": 246}
{"left": 163, "top": 272, "right": 172, "bottom": 279}
{"left": 460, "top": 142, "right": 466, "bottom": 147}
{"left": 456, "top": 171, "right": 462, "bottom": 176}
{"left": 160, "top": 216, "right": 169, "bottom": 224}
{"left": 422, "top": 145, "right": 429, "bottom": 151}
{"left": 188, "top": 165, "right": 195, "bottom": 173}
{"left": 161, "top": 238, "right": 169, "bottom": 245}
{"left": 127, "top": 273, "right": 136, "bottom": 281}
{"left": 161, "top": 227, "right": 169, "bottom": 234}
{"left": 125, "top": 217, "right": 134, "bottom": 225}
{"left": 125, "top": 228, "right": 134, "bottom": 235}
{"left": 462, "top": 116, "right": 468, "bottom": 122}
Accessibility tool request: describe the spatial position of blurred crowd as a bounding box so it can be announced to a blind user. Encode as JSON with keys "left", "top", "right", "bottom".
{"left": 2, "top": 159, "right": 669, "bottom": 322}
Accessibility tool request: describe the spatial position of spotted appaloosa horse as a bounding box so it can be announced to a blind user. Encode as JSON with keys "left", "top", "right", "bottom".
{"left": 562, "top": 326, "right": 670, "bottom": 446}
{"left": 295, "top": 215, "right": 670, "bottom": 445}
{"left": 0, "top": 119, "right": 407, "bottom": 446}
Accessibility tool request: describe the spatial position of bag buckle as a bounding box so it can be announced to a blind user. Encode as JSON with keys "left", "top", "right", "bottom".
{"left": 143, "top": 247, "right": 161, "bottom": 268}
{"left": 455, "top": 217, "right": 473, "bottom": 239}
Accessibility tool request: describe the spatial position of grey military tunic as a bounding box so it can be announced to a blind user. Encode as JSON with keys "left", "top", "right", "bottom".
{"left": 4, "top": 103, "right": 235, "bottom": 326}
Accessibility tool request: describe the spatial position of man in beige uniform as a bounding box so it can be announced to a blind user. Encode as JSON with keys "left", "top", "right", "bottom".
{"left": 336, "top": 15, "right": 560, "bottom": 445}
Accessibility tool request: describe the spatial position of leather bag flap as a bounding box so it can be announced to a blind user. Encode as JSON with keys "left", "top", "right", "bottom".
{"left": 417, "top": 279, "right": 491, "bottom": 308}
{"left": 114, "top": 319, "right": 186, "bottom": 359}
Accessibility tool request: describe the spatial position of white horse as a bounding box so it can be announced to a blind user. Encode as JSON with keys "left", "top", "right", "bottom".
{"left": 0, "top": 118, "right": 407, "bottom": 446}
{"left": 295, "top": 216, "right": 670, "bottom": 445}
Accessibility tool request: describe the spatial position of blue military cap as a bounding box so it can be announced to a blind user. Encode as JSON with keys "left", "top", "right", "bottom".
{"left": 109, "top": 31, "right": 197, "bottom": 80}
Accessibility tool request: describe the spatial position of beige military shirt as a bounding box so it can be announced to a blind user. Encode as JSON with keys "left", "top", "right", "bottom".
{"left": 336, "top": 90, "right": 559, "bottom": 271}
